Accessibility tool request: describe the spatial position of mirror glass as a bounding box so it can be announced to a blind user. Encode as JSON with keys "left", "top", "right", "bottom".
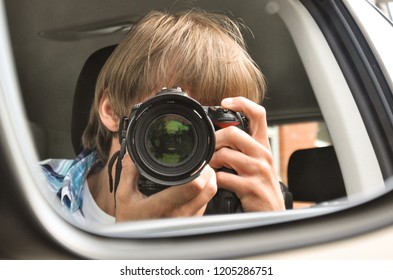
{"left": 4, "top": 0, "right": 389, "bottom": 237}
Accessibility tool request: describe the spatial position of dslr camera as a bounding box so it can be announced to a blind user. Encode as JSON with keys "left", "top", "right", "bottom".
{"left": 120, "top": 87, "right": 248, "bottom": 214}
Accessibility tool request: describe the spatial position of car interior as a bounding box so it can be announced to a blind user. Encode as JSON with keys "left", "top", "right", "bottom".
{"left": 1, "top": 0, "right": 392, "bottom": 258}
{"left": 5, "top": 0, "right": 356, "bottom": 199}
{"left": 5, "top": 0, "right": 386, "bottom": 215}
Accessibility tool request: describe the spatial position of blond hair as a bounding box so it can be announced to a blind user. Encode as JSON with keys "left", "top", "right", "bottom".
{"left": 82, "top": 10, "right": 266, "bottom": 163}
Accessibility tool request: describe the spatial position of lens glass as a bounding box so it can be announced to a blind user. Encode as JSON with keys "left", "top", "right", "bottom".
{"left": 146, "top": 114, "right": 196, "bottom": 166}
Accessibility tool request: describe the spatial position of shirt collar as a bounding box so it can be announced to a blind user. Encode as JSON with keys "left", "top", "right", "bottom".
{"left": 60, "top": 150, "right": 101, "bottom": 212}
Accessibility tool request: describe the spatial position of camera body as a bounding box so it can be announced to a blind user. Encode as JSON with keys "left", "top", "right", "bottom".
{"left": 124, "top": 88, "right": 248, "bottom": 214}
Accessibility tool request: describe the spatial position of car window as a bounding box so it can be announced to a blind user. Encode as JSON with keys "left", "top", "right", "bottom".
{"left": 269, "top": 121, "right": 331, "bottom": 199}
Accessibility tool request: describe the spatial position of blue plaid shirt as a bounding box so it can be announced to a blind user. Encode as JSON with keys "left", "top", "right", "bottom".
{"left": 40, "top": 150, "right": 102, "bottom": 221}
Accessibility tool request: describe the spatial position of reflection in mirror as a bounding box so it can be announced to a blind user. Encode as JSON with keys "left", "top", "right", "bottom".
{"left": 39, "top": 6, "right": 293, "bottom": 225}
{"left": 6, "top": 0, "right": 385, "bottom": 236}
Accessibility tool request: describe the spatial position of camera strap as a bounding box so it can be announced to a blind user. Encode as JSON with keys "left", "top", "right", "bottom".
{"left": 107, "top": 116, "right": 129, "bottom": 207}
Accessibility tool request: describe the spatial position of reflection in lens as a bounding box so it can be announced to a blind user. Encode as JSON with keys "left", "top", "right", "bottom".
{"left": 146, "top": 114, "right": 195, "bottom": 166}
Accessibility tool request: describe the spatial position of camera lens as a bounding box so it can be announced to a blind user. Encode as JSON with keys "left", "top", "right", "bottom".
{"left": 146, "top": 114, "right": 196, "bottom": 166}
{"left": 126, "top": 90, "right": 215, "bottom": 186}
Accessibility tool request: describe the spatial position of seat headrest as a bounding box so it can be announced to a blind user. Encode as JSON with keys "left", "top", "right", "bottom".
{"left": 71, "top": 45, "right": 116, "bottom": 155}
{"left": 287, "top": 146, "right": 347, "bottom": 203}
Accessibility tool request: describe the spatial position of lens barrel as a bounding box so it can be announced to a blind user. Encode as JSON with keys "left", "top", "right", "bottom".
{"left": 126, "top": 89, "right": 215, "bottom": 186}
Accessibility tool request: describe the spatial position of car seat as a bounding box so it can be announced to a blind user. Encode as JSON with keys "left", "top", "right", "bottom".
{"left": 287, "top": 146, "right": 347, "bottom": 203}
{"left": 71, "top": 45, "right": 117, "bottom": 155}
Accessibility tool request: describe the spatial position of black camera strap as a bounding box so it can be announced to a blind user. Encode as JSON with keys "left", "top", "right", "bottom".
{"left": 108, "top": 116, "right": 129, "bottom": 207}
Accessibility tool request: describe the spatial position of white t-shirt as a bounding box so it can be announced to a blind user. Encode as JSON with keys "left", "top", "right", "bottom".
{"left": 81, "top": 182, "right": 116, "bottom": 225}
